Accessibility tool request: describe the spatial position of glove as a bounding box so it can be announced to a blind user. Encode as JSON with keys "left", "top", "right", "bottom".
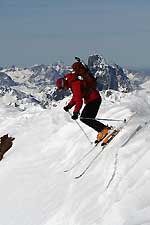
{"left": 71, "top": 112, "right": 79, "bottom": 120}
{"left": 63, "top": 105, "right": 70, "bottom": 112}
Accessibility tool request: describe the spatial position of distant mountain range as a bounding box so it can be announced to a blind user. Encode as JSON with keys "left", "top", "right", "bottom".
{"left": 0, "top": 54, "right": 149, "bottom": 111}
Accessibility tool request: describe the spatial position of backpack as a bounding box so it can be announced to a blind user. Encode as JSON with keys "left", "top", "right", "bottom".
{"left": 72, "top": 57, "right": 97, "bottom": 90}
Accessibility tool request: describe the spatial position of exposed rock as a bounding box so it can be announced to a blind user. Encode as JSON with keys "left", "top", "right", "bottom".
{"left": 0, "top": 134, "right": 15, "bottom": 160}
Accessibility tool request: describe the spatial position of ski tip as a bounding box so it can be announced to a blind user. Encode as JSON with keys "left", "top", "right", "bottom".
{"left": 74, "top": 174, "right": 82, "bottom": 179}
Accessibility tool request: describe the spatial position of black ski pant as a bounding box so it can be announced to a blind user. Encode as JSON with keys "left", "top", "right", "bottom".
{"left": 80, "top": 98, "right": 106, "bottom": 132}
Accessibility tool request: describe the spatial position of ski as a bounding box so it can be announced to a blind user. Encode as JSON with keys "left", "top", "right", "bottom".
{"left": 64, "top": 128, "right": 118, "bottom": 173}
{"left": 74, "top": 129, "right": 120, "bottom": 179}
{"left": 74, "top": 115, "right": 134, "bottom": 179}
{"left": 74, "top": 145, "right": 106, "bottom": 179}
{"left": 64, "top": 142, "right": 99, "bottom": 172}
{"left": 121, "top": 125, "right": 142, "bottom": 147}
{"left": 64, "top": 126, "right": 122, "bottom": 173}
{"left": 121, "top": 121, "right": 149, "bottom": 147}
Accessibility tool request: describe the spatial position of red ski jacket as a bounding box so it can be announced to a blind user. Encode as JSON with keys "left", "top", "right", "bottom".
{"left": 65, "top": 73, "right": 101, "bottom": 113}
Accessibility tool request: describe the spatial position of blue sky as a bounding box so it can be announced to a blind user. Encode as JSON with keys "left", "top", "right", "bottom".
{"left": 0, "top": 0, "right": 150, "bottom": 69}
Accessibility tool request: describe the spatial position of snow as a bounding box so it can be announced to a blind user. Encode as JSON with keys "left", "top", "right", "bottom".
{"left": 0, "top": 79, "right": 150, "bottom": 225}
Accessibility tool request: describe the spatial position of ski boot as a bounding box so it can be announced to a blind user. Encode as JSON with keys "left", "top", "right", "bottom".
{"left": 95, "top": 127, "right": 109, "bottom": 143}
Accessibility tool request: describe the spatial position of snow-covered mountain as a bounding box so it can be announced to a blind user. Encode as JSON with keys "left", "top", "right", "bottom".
{"left": 0, "top": 54, "right": 149, "bottom": 111}
{"left": 0, "top": 77, "right": 150, "bottom": 225}
{"left": 126, "top": 69, "right": 150, "bottom": 90}
{"left": 0, "top": 66, "right": 65, "bottom": 110}
{"left": 0, "top": 72, "right": 17, "bottom": 86}
{"left": 88, "top": 54, "right": 132, "bottom": 92}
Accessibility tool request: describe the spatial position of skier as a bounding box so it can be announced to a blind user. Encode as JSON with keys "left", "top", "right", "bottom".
{"left": 56, "top": 72, "right": 109, "bottom": 142}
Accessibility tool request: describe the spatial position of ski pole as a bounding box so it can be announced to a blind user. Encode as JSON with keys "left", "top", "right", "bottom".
{"left": 68, "top": 112, "right": 93, "bottom": 145}
{"left": 80, "top": 117, "right": 126, "bottom": 122}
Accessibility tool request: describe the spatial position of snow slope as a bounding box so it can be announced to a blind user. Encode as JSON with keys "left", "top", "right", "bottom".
{"left": 0, "top": 80, "right": 150, "bottom": 225}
